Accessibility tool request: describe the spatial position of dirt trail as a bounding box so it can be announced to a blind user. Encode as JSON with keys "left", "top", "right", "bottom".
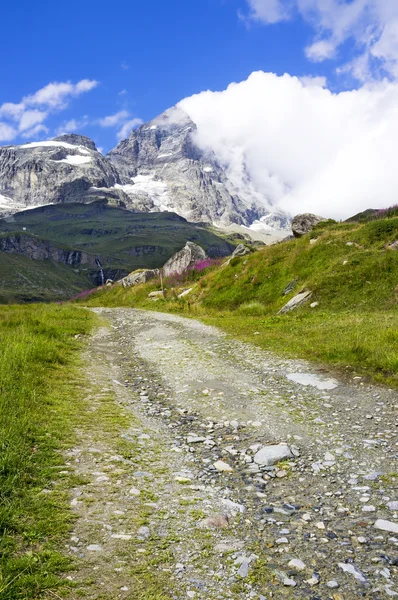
{"left": 65, "top": 308, "right": 398, "bottom": 599}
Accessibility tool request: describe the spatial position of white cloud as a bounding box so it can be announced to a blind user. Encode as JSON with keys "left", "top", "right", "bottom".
{"left": 98, "top": 110, "right": 130, "bottom": 127}
{"left": 180, "top": 71, "right": 398, "bottom": 220}
{"left": 245, "top": 0, "right": 292, "bottom": 23}
{"left": 25, "top": 79, "right": 98, "bottom": 109}
{"left": 0, "top": 102, "right": 25, "bottom": 119}
{"left": 21, "top": 124, "right": 49, "bottom": 139}
{"left": 56, "top": 117, "right": 90, "bottom": 135}
{"left": 117, "top": 118, "right": 143, "bottom": 140}
{"left": 18, "top": 109, "right": 48, "bottom": 132}
{"left": 0, "top": 122, "right": 17, "bottom": 142}
{"left": 244, "top": 0, "right": 398, "bottom": 81}
{"left": 0, "top": 79, "right": 98, "bottom": 143}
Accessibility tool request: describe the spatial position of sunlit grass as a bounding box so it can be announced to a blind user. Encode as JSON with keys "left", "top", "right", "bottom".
{"left": 0, "top": 304, "right": 94, "bottom": 599}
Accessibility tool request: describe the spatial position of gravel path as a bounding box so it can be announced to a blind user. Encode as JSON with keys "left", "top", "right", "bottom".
{"left": 67, "top": 308, "right": 398, "bottom": 599}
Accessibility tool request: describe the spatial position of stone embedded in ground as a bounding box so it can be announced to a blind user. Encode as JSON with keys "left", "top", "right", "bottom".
{"left": 213, "top": 460, "right": 234, "bottom": 472}
{"left": 327, "top": 580, "right": 340, "bottom": 589}
{"left": 306, "top": 573, "right": 321, "bottom": 586}
{"left": 278, "top": 290, "right": 312, "bottom": 314}
{"left": 87, "top": 544, "right": 102, "bottom": 552}
{"left": 338, "top": 563, "right": 369, "bottom": 585}
{"left": 199, "top": 514, "right": 229, "bottom": 529}
{"left": 237, "top": 561, "right": 250, "bottom": 578}
{"left": 137, "top": 526, "right": 150, "bottom": 539}
{"left": 231, "top": 244, "right": 251, "bottom": 258}
{"left": 178, "top": 287, "right": 193, "bottom": 299}
{"left": 374, "top": 519, "right": 398, "bottom": 534}
{"left": 221, "top": 498, "right": 246, "bottom": 514}
{"left": 253, "top": 444, "right": 293, "bottom": 467}
{"left": 186, "top": 435, "right": 206, "bottom": 444}
{"left": 387, "top": 501, "right": 398, "bottom": 511}
{"left": 288, "top": 558, "right": 306, "bottom": 571}
{"left": 362, "top": 505, "right": 376, "bottom": 512}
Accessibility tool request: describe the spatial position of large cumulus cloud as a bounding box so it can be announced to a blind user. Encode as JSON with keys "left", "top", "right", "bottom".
{"left": 180, "top": 71, "right": 398, "bottom": 220}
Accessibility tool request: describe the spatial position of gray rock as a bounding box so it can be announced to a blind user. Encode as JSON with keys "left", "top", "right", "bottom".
{"left": 237, "top": 561, "right": 250, "bottom": 578}
{"left": 387, "top": 501, "right": 398, "bottom": 511}
{"left": 121, "top": 269, "right": 160, "bottom": 288}
{"left": 327, "top": 580, "right": 340, "bottom": 589}
{"left": 213, "top": 460, "right": 234, "bottom": 472}
{"left": 375, "top": 519, "right": 398, "bottom": 534}
{"left": 253, "top": 444, "right": 293, "bottom": 466}
{"left": 278, "top": 290, "right": 312, "bottom": 314}
{"left": 291, "top": 213, "right": 327, "bottom": 237}
{"left": 338, "top": 563, "right": 369, "bottom": 585}
{"left": 186, "top": 435, "right": 206, "bottom": 444}
{"left": 283, "top": 280, "right": 297, "bottom": 296}
{"left": 0, "top": 233, "right": 92, "bottom": 267}
{"left": 163, "top": 241, "right": 207, "bottom": 277}
{"left": 288, "top": 559, "right": 306, "bottom": 571}
{"left": 107, "top": 106, "right": 269, "bottom": 227}
{"left": 137, "top": 526, "right": 150, "bottom": 539}
{"left": 0, "top": 134, "right": 127, "bottom": 213}
{"left": 232, "top": 244, "right": 251, "bottom": 258}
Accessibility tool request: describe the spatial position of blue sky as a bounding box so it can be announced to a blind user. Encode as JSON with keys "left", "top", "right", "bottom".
{"left": 1, "top": 0, "right": 397, "bottom": 153}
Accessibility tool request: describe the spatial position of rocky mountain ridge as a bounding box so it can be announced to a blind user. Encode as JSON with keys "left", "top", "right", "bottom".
{"left": 0, "top": 107, "right": 290, "bottom": 231}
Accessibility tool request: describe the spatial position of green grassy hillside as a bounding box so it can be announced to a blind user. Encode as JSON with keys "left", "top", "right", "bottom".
{"left": 83, "top": 217, "right": 398, "bottom": 385}
{"left": 0, "top": 253, "right": 91, "bottom": 304}
{"left": 0, "top": 202, "right": 234, "bottom": 302}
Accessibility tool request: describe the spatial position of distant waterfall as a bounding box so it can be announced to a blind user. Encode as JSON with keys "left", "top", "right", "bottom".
{"left": 95, "top": 257, "right": 105, "bottom": 286}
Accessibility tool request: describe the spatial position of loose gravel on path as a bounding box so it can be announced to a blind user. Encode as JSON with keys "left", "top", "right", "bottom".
{"left": 66, "top": 308, "right": 398, "bottom": 599}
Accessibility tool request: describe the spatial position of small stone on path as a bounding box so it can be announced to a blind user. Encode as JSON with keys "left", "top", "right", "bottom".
{"left": 213, "top": 460, "right": 234, "bottom": 472}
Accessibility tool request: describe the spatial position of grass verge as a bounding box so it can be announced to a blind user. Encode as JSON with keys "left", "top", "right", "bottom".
{"left": 0, "top": 304, "right": 94, "bottom": 599}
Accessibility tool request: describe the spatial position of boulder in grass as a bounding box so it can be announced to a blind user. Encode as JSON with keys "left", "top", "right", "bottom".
{"left": 162, "top": 241, "right": 207, "bottom": 277}
{"left": 122, "top": 268, "right": 159, "bottom": 288}
{"left": 278, "top": 290, "right": 312, "bottom": 314}
{"left": 292, "top": 214, "right": 326, "bottom": 237}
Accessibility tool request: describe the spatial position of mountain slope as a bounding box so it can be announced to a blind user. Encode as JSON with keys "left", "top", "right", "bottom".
{"left": 108, "top": 106, "right": 267, "bottom": 226}
{"left": 0, "top": 108, "right": 290, "bottom": 230}
{"left": 0, "top": 201, "right": 235, "bottom": 301}
{"left": 0, "top": 134, "right": 128, "bottom": 215}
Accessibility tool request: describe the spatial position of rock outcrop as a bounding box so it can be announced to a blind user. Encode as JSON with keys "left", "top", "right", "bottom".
{"left": 107, "top": 106, "right": 267, "bottom": 227}
{"left": 163, "top": 241, "right": 207, "bottom": 277}
{"left": 121, "top": 268, "right": 160, "bottom": 288}
{"left": 291, "top": 214, "right": 326, "bottom": 237}
{"left": 0, "top": 110, "right": 292, "bottom": 231}
{"left": 231, "top": 244, "right": 251, "bottom": 258}
{"left": 278, "top": 290, "right": 312, "bottom": 314}
{"left": 0, "top": 233, "right": 92, "bottom": 266}
{"left": 0, "top": 134, "right": 128, "bottom": 214}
